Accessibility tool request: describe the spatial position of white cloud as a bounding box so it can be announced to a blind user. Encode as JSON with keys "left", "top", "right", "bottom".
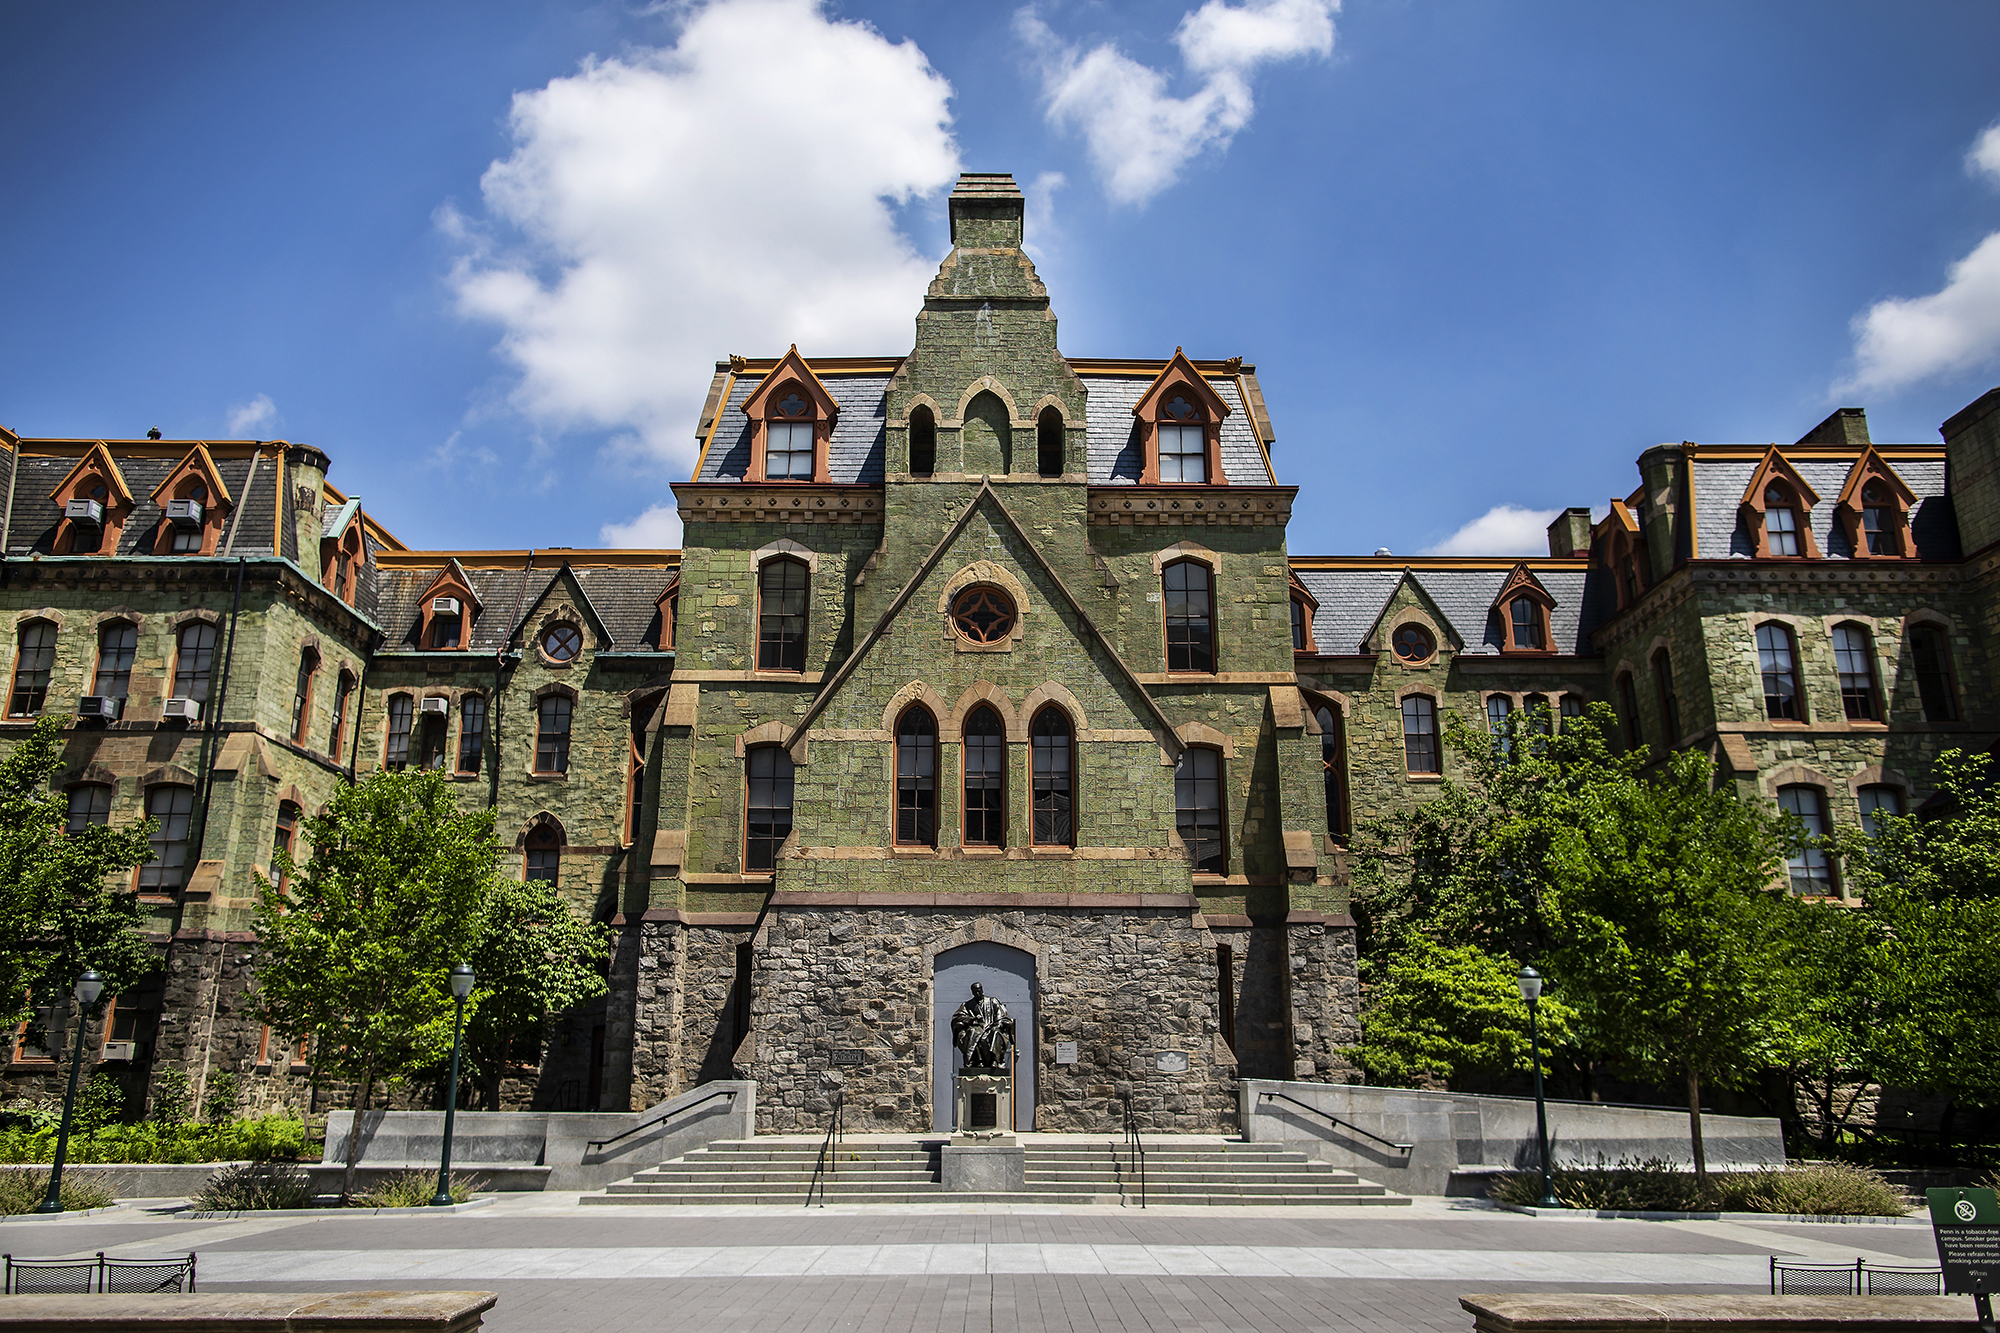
{"left": 225, "top": 393, "right": 277, "bottom": 436}
{"left": 445, "top": 0, "right": 961, "bottom": 488}
{"left": 600, "top": 503, "right": 683, "bottom": 549}
{"left": 1838, "top": 232, "right": 2000, "bottom": 396}
{"left": 1968, "top": 121, "right": 2000, "bottom": 185}
{"left": 1420, "top": 505, "right": 1561, "bottom": 557}
{"left": 1023, "top": 170, "right": 1066, "bottom": 259}
{"left": 1017, "top": 0, "right": 1335, "bottom": 206}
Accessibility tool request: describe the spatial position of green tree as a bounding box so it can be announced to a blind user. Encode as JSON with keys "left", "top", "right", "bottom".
{"left": 0, "top": 716, "right": 158, "bottom": 1030}
{"left": 255, "top": 770, "right": 503, "bottom": 1198}
{"left": 455, "top": 874, "right": 611, "bottom": 1108}
{"left": 1763, "top": 895, "right": 1883, "bottom": 1151}
{"left": 1349, "top": 938, "right": 1578, "bottom": 1087}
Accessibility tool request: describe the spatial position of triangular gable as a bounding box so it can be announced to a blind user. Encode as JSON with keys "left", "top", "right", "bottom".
{"left": 1130, "top": 348, "right": 1232, "bottom": 423}
{"left": 149, "top": 444, "right": 234, "bottom": 507}
{"left": 1832, "top": 447, "right": 1919, "bottom": 510}
{"left": 417, "top": 559, "right": 484, "bottom": 615}
{"left": 46, "top": 443, "right": 134, "bottom": 507}
{"left": 1360, "top": 570, "right": 1465, "bottom": 654}
{"left": 512, "top": 563, "right": 616, "bottom": 650}
{"left": 783, "top": 481, "right": 1184, "bottom": 758}
{"left": 740, "top": 345, "right": 841, "bottom": 423}
{"left": 1489, "top": 561, "right": 1555, "bottom": 611}
{"left": 1737, "top": 446, "right": 1820, "bottom": 508}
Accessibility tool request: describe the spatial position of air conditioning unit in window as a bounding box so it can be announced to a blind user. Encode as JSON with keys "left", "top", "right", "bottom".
{"left": 163, "top": 697, "right": 201, "bottom": 722}
{"left": 77, "top": 695, "right": 122, "bottom": 720}
{"left": 431, "top": 597, "right": 461, "bottom": 616}
{"left": 100, "top": 1041, "right": 137, "bottom": 1062}
{"left": 166, "top": 498, "right": 203, "bottom": 528}
{"left": 65, "top": 498, "right": 104, "bottom": 526}
{"left": 420, "top": 697, "right": 449, "bottom": 716}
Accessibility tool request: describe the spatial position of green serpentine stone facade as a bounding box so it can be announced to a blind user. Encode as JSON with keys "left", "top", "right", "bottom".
{"left": 2, "top": 173, "right": 1995, "bottom": 1135}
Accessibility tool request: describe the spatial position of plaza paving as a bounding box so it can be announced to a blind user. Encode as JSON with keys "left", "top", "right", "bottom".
{"left": 0, "top": 1195, "right": 1941, "bottom": 1332}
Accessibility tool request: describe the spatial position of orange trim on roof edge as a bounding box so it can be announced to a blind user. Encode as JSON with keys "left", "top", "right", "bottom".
{"left": 46, "top": 443, "right": 136, "bottom": 507}
{"left": 149, "top": 444, "right": 235, "bottom": 507}
{"left": 376, "top": 548, "right": 681, "bottom": 569}
{"left": 1290, "top": 556, "right": 1590, "bottom": 571}
{"left": 691, "top": 366, "right": 738, "bottom": 482}
{"left": 1690, "top": 443, "right": 1946, "bottom": 461}
{"left": 711, "top": 356, "right": 906, "bottom": 375}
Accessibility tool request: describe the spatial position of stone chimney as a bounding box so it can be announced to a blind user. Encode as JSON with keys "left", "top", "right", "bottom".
{"left": 948, "top": 173, "right": 1025, "bottom": 250}
{"left": 1942, "top": 387, "right": 2000, "bottom": 555}
{"left": 1546, "top": 507, "right": 1593, "bottom": 558}
{"left": 1796, "top": 407, "right": 1870, "bottom": 447}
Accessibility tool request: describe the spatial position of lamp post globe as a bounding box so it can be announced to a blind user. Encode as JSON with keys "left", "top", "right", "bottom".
{"left": 433, "top": 964, "right": 474, "bottom": 1207}
{"left": 1517, "top": 966, "right": 1561, "bottom": 1209}
{"left": 37, "top": 970, "right": 104, "bottom": 1214}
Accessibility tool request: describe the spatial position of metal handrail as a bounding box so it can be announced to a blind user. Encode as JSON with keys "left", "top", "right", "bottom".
{"left": 585, "top": 1087, "right": 737, "bottom": 1154}
{"left": 805, "top": 1088, "right": 845, "bottom": 1208}
{"left": 1259, "top": 1092, "right": 1414, "bottom": 1155}
{"left": 1121, "top": 1095, "right": 1147, "bottom": 1209}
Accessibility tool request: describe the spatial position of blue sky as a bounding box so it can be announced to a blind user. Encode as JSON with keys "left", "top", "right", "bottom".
{"left": 4, "top": 1, "right": 1999, "bottom": 558}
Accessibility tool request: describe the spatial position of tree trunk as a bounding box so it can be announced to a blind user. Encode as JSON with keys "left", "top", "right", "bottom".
{"left": 1686, "top": 1066, "right": 1708, "bottom": 1188}
{"left": 341, "top": 1066, "right": 376, "bottom": 1203}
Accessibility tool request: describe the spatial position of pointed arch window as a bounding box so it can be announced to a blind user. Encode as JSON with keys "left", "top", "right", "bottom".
{"left": 1163, "top": 559, "right": 1215, "bottom": 673}
{"left": 328, "top": 670, "right": 355, "bottom": 759}
{"left": 1858, "top": 785, "right": 1903, "bottom": 839}
{"left": 1508, "top": 597, "right": 1546, "bottom": 651}
{"left": 1763, "top": 484, "right": 1803, "bottom": 557}
{"left": 895, "top": 707, "right": 937, "bottom": 847}
{"left": 1036, "top": 406, "right": 1064, "bottom": 476}
{"left": 1486, "top": 694, "right": 1513, "bottom": 760}
{"left": 757, "top": 557, "right": 809, "bottom": 672}
{"left": 1158, "top": 396, "right": 1208, "bottom": 483}
{"left": 1030, "top": 706, "right": 1073, "bottom": 847}
{"left": 9, "top": 620, "right": 56, "bottom": 717}
{"left": 525, "top": 825, "right": 561, "bottom": 884}
{"left": 962, "top": 705, "right": 1006, "bottom": 848}
{"left": 1756, "top": 623, "right": 1802, "bottom": 720}
{"left": 1174, "top": 747, "right": 1225, "bottom": 874}
{"left": 1860, "top": 482, "right": 1895, "bottom": 555}
{"left": 745, "top": 745, "right": 794, "bottom": 873}
{"left": 272, "top": 800, "right": 300, "bottom": 894}
{"left": 291, "top": 649, "right": 318, "bottom": 744}
{"left": 1315, "top": 704, "right": 1347, "bottom": 839}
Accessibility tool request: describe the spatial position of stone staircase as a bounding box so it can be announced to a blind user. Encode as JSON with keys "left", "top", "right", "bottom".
{"left": 585, "top": 1136, "right": 1409, "bottom": 1206}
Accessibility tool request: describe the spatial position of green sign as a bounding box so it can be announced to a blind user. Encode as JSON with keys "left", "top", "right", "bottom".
{"left": 1928, "top": 1187, "right": 2000, "bottom": 1295}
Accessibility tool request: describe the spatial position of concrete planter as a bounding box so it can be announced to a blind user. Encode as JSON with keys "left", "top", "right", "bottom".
{"left": 0, "top": 1160, "right": 249, "bottom": 1199}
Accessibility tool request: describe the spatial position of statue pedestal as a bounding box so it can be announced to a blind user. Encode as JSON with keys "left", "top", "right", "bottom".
{"left": 953, "top": 1071, "right": 1012, "bottom": 1137}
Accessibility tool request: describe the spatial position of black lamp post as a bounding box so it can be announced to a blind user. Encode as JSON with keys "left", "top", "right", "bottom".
{"left": 432, "top": 963, "right": 474, "bottom": 1207}
{"left": 37, "top": 970, "right": 104, "bottom": 1214}
{"left": 1516, "top": 965, "right": 1561, "bottom": 1209}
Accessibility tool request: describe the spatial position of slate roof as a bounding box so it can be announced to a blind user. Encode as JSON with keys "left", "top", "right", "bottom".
{"left": 1292, "top": 565, "right": 1612, "bottom": 657}
{"left": 694, "top": 367, "right": 1275, "bottom": 486}
{"left": 1689, "top": 453, "right": 1957, "bottom": 561}
{"left": 8, "top": 447, "right": 281, "bottom": 558}
{"left": 371, "top": 561, "right": 678, "bottom": 653}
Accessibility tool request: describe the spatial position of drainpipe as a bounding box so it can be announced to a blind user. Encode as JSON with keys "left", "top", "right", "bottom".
{"left": 492, "top": 550, "right": 534, "bottom": 809}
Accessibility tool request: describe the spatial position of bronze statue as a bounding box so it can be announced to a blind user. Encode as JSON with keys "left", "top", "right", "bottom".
{"left": 950, "top": 983, "right": 1015, "bottom": 1072}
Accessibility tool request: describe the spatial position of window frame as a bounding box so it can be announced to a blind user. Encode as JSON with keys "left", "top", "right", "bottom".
{"left": 65, "top": 783, "right": 113, "bottom": 833}
{"left": 1907, "top": 622, "right": 1959, "bottom": 723}
{"left": 535, "top": 694, "right": 574, "bottom": 775}
{"left": 329, "top": 670, "right": 356, "bottom": 760}
{"left": 894, "top": 705, "right": 938, "bottom": 848}
{"left": 457, "top": 693, "right": 487, "bottom": 776}
{"left": 1857, "top": 784, "right": 1904, "bottom": 839}
{"left": 172, "top": 620, "right": 218, "bottom": 704}
{"left": 1162, "top": 558, "right": 1216, "bottom": 674}
{"left": 136, "top": 783, "right": 195, "bottom": 895}
{"left": 1401, "top": 693, "right": 1441, "bottom": 776}
{"left": 1831, "top": 622, "right": 1882, "bottom": 722}
{"left": 961, "top": 704, "right": 1006, "bottom": 849}
{"left": 384, "top": 693, "right": 414, "bottom": 771}
{"left": 92, "top": 620, "right": 137, "bottom": 701}
{"left": 756, "top": 557, "right": 810, "bottom": 673}
{"left": 1174, "top": 746, "right": 1227, "bottom": 875}
{"left": 524, "top": 825, "right": 561, "bottom": 884}
{"left": 1314, "top": 703, "right": 1348, "bottom": 840}
{"left": 1776, "top": 784, "right": 1838, "bottom": 895}
{"left": 1755, "top": 622, "right": 1804, "bottom": 722}
{"left": 1029, "top": 705, "right": 1074, "bottom": 848}
{"left": 744, "top": 743, "right": 795, "bottom": 873}
{"left": 290, "top": 649, "right": 319, "bottom": 744}
{"left": 272, "top": 800, "right": 300, "bottom": 894}
{"left": 8, "top": 619, "right": 57, "bottom": 718}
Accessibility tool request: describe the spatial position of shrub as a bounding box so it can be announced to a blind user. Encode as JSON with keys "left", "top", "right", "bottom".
{"left": 0, "top": 1112, "right": 307, "bottom": 1165}
{"left": 149, "top": 1067, "right": 191, "bottom": 1125}
{"left": 1489, "top": 1156, "right": 1908, "bottom": 1216}
{"left": 191, "top": 1162, "right": 319, "bottom": 1212}
{"left": 0, "top": 1168, "right": 115, "bottom": 1214}
{"left": 202, "top": 1072, "right": 241, "bottom": 1125}
{"left": 353, "top": 1168, "right": 477, "bottom": 1208}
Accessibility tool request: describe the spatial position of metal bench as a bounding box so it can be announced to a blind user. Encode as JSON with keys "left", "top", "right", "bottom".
{"left": 4, "top": 1252, "right": 195, "bottom": 1294}
{"left": 1769, "top": 1257, "right": 1942, "bottom": 1296}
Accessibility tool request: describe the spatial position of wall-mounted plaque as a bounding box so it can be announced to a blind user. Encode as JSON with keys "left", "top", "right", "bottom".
{"left": 1055, "top": 1041, "right": 1079, "bottom": 1065}
{"left": 831, "top": 1048, "right": 866, "bottom": 1065}
{"left": 1153, "top": 1050, "right": 1190, "bottom": 1075}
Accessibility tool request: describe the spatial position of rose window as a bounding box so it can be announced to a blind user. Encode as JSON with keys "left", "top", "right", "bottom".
{"left": 950, "top": 586, "right": 1016, "bottom": 644}
{"left": 1392, "top": 624, "right": 1436, "bottom": 664}
{"left": 541, "top": 624, "right": 583, "bottom": 662}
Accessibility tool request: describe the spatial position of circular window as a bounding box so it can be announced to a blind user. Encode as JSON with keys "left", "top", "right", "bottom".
{"left": 950, "top": 586, "right": 1016, "bottom": 644}
{"left": 1392, "top": 624, "right": 1436, "bottom": 665}
{"left": 541, "top": 624, "right": 582, "bottom": 662}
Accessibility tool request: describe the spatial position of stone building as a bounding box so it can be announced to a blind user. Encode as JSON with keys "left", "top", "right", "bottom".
{"left": 2, "top": 173, "right": 1995, "bottom": 1132}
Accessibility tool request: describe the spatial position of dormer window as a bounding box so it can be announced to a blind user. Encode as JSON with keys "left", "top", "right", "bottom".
{"left": 1860, "top": 482, "right": 1892, "bottom": 555}
{"left": 1493, "top": 564, "right": 1556, "bottom": 653}
{"left": 743, "top": 349, "right": 837, "bottom": 484}
{"left": 150, "top": 449, "right": 232, "bottom": 556}
{"left": 1509, "top": 597, "right": 1544, "bottom": 650}
{"left": 1833, "top": 451, "right": 1916, "bottom": 559}
{"left": 430, "top": 600, "right": 463, "bottom": 649}
{"left": 767, "top": 420, "right": 813, "bottom": 480}
{"left": 1764, "top": 484, "right": 1801, "bottom": 556}
{"left": 1133, "top": 350, "right": 1231, "bottom": 486}
{"left": 1159, "top": 396, "right": 1206, "bottom": 482}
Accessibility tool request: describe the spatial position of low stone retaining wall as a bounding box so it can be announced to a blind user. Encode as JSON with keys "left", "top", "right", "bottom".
{"left": 0, "top": 1161, "right": 246, "bottom": 1199}
{"left": 0, "top": 1291, "right": 495, "bottom": 1331}
{"left": 1241, "top": 1079, "right": 1785, "bottom": 1196}
{"left": 1460, "top": 1294, "right": 1977, "bottom": 1332}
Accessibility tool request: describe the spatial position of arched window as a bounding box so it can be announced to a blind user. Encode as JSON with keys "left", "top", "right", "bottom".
{"left": 458, "top": 694, "right": 487, "bottom": 775}
{"left": 1163, "top": 559, "right": 1215, "bottom": 673}
{"left": 1907, "top": 623, "right": 1958, "bottom": 722}
{"left": 1290, "top": 598, "right": 1307, "bottom": 652}
{"left": 536, "top": 695, "right": 573, "bottom": 774}
{"left": 9, "top": 620, "right": 56, "bottom": 717}
{"left": 1030, "top": 706, "right": 1073, "bottom": 847}
{"left": 1158, "top": 394, "right": 1207, "bottom": 483}
{"left": 1036, "top": 406, "right": 1064, "bottom": 477}
{"left": 1652, "top": 648, "right": 1679, "bottom": 743}
{"left": 1618, "top": 672, "right": 1644, "bottom": 748}
{"left": 1521, "top": 693, "right": 1551, "bottom": 735}
{"left": 1559, "top": 693, "right": 1584, "bottom": 728}
{"left": 1486, "top": 694, "right": 1513, "bottom": 759}
{"left": 895, "top": 706, "right": 937, "bottom": 847}
{"left": 66, "top": 479, "right": 111, "bottom": 554}
{"left": 1857, "top": 784, "right": 1903, "bottom": 839}
{"left": 757, "top": 558, "right": 809, "bottom": 672}
{"left": 1860, "top": 481, "right": 1895, "bottom": 556}
{"left": 1402, "top": 695, "right": 1440, "bottom": 774}
{"left": 93, "top": 622, "right": 136, "bottom": 701}
{"left": 1755, "top": 623, "right": 1801, "bottom": 720}
{"left": 65, "top": 784, "right": 112, "bottom": 833}
{"left": 1315, "top": 705, "right": 1346, "bottom": 838}
{"left": 908, "top": 405, "right": 936, "bottom": 476}
{"left": 272, "top": 800, "right": 300, "bottom": 893}
{"left": 138, "top": 785, "right": 194, "bottom": 893}
{"left": 625, "top": 723, "right": 645, "bottom": 846}
{"left": 765, "top": 385, "right": 815, "bottom": 480}
{"left": 291, "top": 649, "right": 318, "bottom": 743}
{"left": 1763, "top": 483, "right": 1803, "bottom": 557}
{"left": 1777, "top": 785, "right": 1835, "bottom": 895}
{"left": 1174, "top": 747, "right": 1225, "bottom": 874}
{"left": 962, "top": 705, "right": 1005, "bottom": 848}
{"left": 173, "top": 621, "right": 218, "bottom": 704}
{"left": 384, "top": 694, "right": 414, "bottom": 770}
{"left": 167, "top": 480, "right": 210, "bottom": 554}
{"left": 1514, "top": 598, "right": 1546, "bottom": 650}
{"left": 1831, "top": 623, "right": 1879, "bottom": 721}
{"left": 525, "top": 825, "right": 560, "bottom": 883}
{"left": 745, "top": 745, "right": 794, "bottom": 872}
{"left": 328, "top": 670, "right": 355, "bottom": 759}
